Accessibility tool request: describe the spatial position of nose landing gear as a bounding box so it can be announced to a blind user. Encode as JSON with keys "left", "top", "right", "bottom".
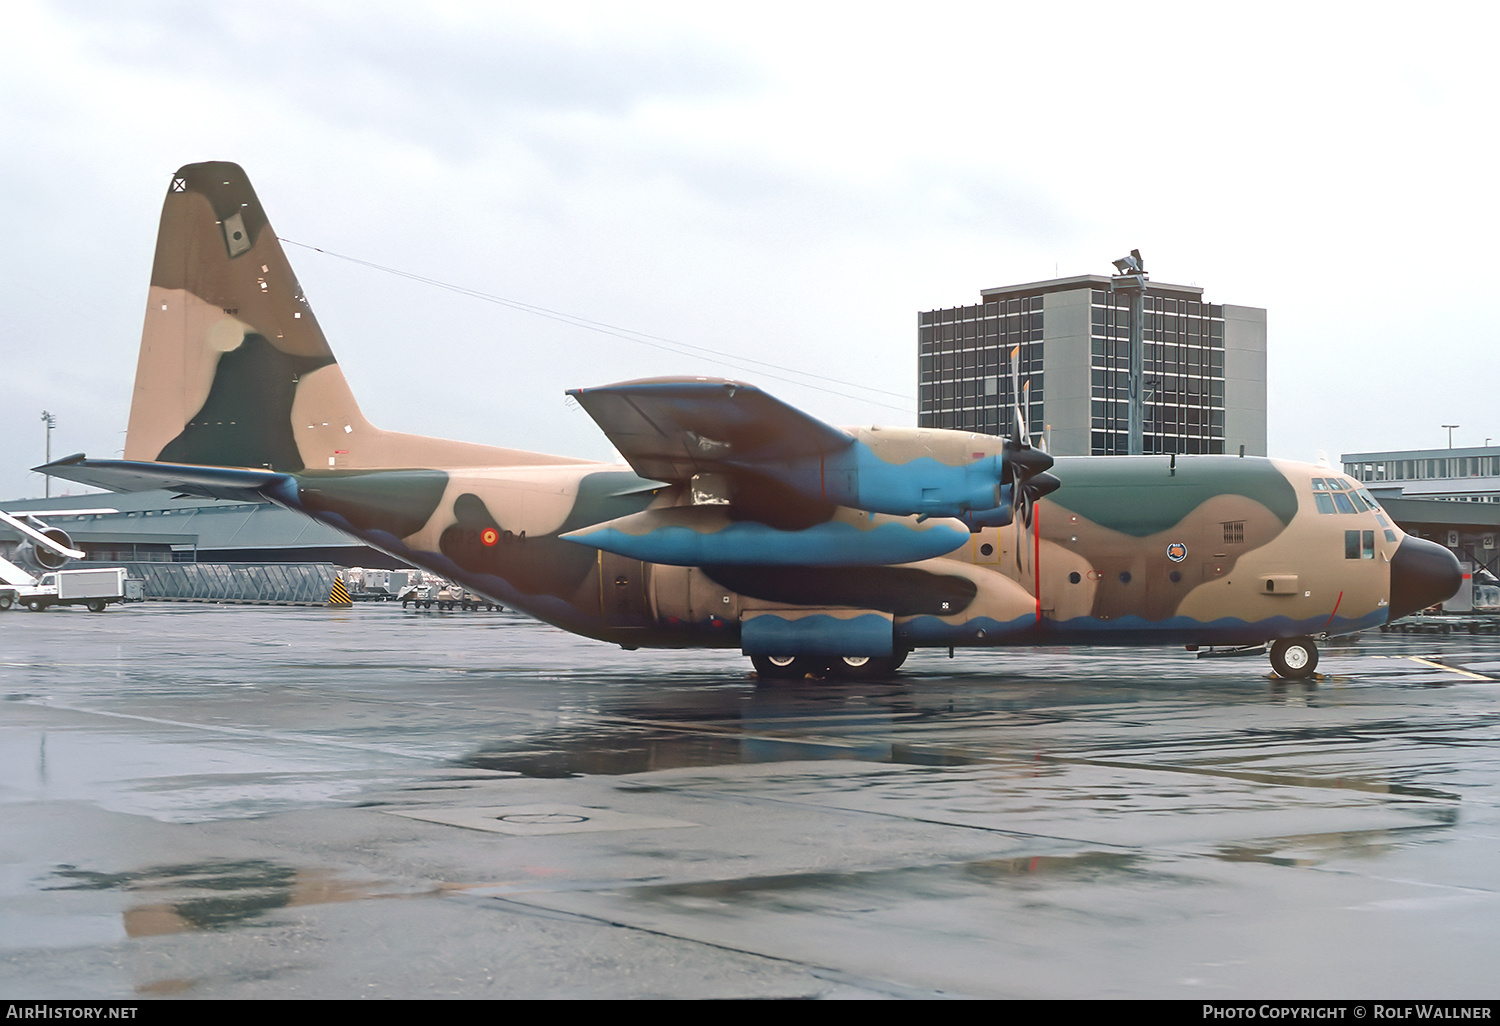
{"left": 1269, "top": 636, "right": 1319, "bottom": 679}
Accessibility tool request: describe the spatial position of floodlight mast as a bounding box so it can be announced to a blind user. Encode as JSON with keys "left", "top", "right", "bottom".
{"left": 40, "top": 410, "right": 56, "bottom": 499}
{"left": 1109, "top": 250, "right": 1147, "bottom": 456}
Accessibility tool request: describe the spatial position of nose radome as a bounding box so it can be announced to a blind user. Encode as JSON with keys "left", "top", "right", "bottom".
{"left": 1388, "top": 535, "right": 1464, "bottom": 621}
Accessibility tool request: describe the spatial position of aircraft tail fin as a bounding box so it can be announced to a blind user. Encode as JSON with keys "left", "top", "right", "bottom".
{"left": 125, "top": 162, "right": 583, "bottom": 473}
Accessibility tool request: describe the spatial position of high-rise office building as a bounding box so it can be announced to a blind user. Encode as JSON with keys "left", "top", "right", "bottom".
{"left": 918, "top": 275, "right": 1266, "bottom": 456}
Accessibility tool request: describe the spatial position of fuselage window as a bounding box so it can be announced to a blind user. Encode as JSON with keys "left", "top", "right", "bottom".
{"left": 1332, "top": 492, "right": 1357, "bottom": 514}
{"left": 1345, "top": 529, "right": 1375, "bottom": 559}
{"left": 1316, "top": 493, "right": 1337, "bottom": 514}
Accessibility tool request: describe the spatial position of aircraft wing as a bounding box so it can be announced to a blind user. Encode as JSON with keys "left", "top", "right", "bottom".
{"left": 35, "top": 454, "right": 294, "bottom": 504}
{"left": 568, "top": 378, "right": 854, "bottom": 484}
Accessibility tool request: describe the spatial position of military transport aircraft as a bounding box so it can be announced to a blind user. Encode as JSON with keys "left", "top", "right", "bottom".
{"left": 39, "top": 162, "right": 1462, "bottom": 680}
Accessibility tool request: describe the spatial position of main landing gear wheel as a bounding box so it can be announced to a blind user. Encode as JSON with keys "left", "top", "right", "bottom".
{"left": 751, "top": 655, "right": 814, "bottom": 680}
{"left": 753, "top": 649, "right": 911, "bottom": 682}
{"left": 825, "top": 655, "right": 896, "bottom": 680}
{"left": 1270, "top": 637, "right": 1319, "bottom": 680}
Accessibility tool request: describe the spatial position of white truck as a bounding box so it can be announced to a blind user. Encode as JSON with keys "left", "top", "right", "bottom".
{"left": 1, "top": 508, "right": 129, "bottom": 612}
{"left": 0, "top": 566, "right": 128, "bottom": 612}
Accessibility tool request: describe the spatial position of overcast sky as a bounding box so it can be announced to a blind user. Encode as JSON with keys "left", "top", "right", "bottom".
{"left": 3, "top": 0, "right": 1496, "bottom": 500}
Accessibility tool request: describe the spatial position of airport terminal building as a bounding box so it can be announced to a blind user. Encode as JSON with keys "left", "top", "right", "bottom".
{"left": 1343, "top": 445, "right": 1500, "bottom": 503}
{"left": 0, "top": 490, "right": 395, "bottom": 568}
{"left": 918, "top": 275, "right": 1267, "bottom": 457}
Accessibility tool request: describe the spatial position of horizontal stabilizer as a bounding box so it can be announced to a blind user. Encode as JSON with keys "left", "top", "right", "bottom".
{"left": 34, "top": 454, "right": 294, "bottom": 504}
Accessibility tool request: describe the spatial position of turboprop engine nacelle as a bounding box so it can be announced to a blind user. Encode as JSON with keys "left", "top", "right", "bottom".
{"left": 738, "top": 426, "right": 1027, "bottom": 527}
{"left": 810, "top": 426, "right": 1052, "bottom": 530}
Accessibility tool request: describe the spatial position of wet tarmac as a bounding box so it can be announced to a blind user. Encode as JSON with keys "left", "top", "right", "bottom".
{"left": 2, "top": 603, "right": 1499, "bottom": 999}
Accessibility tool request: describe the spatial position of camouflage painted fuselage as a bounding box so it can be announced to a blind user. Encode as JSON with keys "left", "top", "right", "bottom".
{"left": 274, "top": 450, "right": 1396, "bottom": 651}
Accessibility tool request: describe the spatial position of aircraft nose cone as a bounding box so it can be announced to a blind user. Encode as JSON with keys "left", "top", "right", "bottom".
{"left": 1388, "top": 535, "right": 1463, "bottom": 621}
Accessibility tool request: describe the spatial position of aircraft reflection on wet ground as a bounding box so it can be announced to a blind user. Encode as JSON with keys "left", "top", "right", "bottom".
{"left": 3, "top": 603, "right": 1499, "bottom": 998}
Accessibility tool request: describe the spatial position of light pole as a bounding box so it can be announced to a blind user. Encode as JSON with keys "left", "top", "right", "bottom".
{"left": 1110, "top": 250, "right": 1147, "bottom": 455}
{"left": 1443, "top": 424, "right": 1459, "bottom": 449}
{"left": 40, "top": 410, "right": 56, "bottom": 499}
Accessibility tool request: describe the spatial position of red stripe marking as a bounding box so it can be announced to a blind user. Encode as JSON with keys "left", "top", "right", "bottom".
{"left": 1322, "top": 590, "right": 1344, "bottom": 632}
{"left": 1033, "top": 504, "right": 1042, "bottom": 624}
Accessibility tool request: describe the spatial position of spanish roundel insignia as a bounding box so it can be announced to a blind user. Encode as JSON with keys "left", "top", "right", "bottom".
{"left": 480, "top": 527, "right": 499, "bottom": 547}
{"left": 1166, "top": 542, "right": 1188, "bottom": 562}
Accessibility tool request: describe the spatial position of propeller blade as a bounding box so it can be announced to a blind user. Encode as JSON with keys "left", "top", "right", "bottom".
{"left": 1002, "top": 346, "right": 1058, "bottom": 573}
{"left": 1022, "top": 380, "right": 1033, "bottom": 446}
{"left": 1009, "top": 346, "right": 1027, "bottom": 445}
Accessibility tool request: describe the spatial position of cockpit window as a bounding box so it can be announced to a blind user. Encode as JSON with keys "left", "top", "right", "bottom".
{"left": 1312, "top": 477, "right": 1377, "bottom": 515}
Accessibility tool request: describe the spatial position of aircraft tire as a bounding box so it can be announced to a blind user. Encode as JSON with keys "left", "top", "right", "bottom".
{"left": 751, "top": 655, "right": 812, "bottom": 680}
{"left": 86, "top": 599, "right": 107, "bottom": 613}
{"left": 1270, "top": 637, "right": 1319, "bottom": 679}
{"left": 826, "top": 655, "right": 897, "bottom": 680}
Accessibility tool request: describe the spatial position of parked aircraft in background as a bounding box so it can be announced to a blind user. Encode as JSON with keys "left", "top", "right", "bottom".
{"left": 40, "top": 163, "right": 1462, "bottom": 680}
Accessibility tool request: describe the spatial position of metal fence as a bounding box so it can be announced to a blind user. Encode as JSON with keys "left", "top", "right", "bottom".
{"left": 118, "top": 562, "right": 341, "bottom": 605}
